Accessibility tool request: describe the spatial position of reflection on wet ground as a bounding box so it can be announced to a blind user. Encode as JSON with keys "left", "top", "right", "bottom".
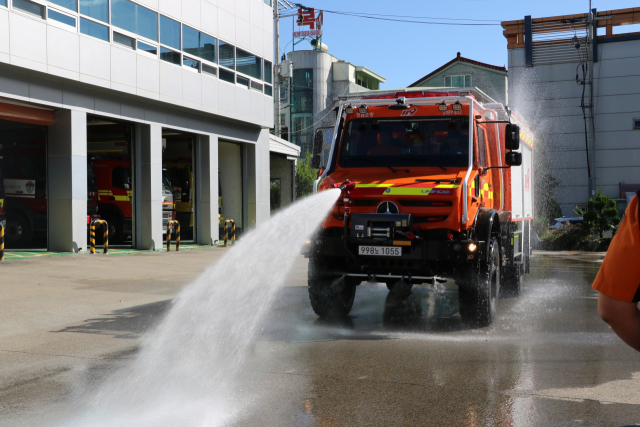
{"left": 237, "top": 255, "right": 640, "bottom": 427}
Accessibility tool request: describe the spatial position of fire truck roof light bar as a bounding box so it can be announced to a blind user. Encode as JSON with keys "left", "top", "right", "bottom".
{"left": 339, "top": 96, "right": 478, "bottom": 108}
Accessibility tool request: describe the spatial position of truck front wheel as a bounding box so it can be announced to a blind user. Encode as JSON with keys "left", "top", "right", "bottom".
{"left": 459, "top": 238, "right": 500, "bottom": 327}
{"left": 308, "top": 258, "right": 357, "bottom": 317}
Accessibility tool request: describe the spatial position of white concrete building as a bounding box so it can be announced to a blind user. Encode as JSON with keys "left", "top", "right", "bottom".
{"left": 502, "top": 8, "right": 640, "bottom": 215}
{"left": 0, "top": 0, "right": 275, "bottom": 252}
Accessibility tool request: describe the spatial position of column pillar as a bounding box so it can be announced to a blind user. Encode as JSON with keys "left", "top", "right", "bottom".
{"left": 195, "top": 134, "right": 219, "bottom": 245}
{"left": 48, "top": 109, "right": 87, "bottom": 253}
{"left": 134, "top": 124, "right": 163, "bottom": 250}
{"left": 246, "top": 129, "right": 271, "bottom": 228}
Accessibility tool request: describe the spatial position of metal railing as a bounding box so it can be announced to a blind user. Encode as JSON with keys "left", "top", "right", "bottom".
{"left": 166, "top": 220, "right": 180, "bottom": 252}
{"left": 90, "top": 219, "right": 108, "bottom": 254}
{"left": 224, "top": 219, "right": 236, "bottom": 247}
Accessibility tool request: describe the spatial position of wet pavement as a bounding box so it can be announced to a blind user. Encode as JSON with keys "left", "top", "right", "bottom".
{"left": 2, "top": 251, "right": 640, "bottom": 426}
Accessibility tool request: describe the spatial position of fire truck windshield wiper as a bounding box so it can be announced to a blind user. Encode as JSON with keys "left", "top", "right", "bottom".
{"left": 347, "top": 157, "right": 409, "bottom": 173}
{"left": 397, "top": 157, "right": 447, "bottom": 172}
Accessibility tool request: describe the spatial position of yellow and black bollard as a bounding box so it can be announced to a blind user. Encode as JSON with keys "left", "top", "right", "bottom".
{"left": 166, "top": 220, "right": 180, "bottom": 252}
{"left": 90, "top": 219, "right": 108, "bottom": 254}
{"left": 224, "top": 219, "right": 236, "bottom": 247}
{"left": 0, "top": 223, "right": 4, "bottom": 261}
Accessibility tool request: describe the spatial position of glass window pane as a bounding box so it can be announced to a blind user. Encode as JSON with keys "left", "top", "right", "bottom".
{"left": 48, "top": 9, "right": 76, "bottom": 26}
{"left": 113, "top": 32, "right": 135, "bottom": 49}
{"left": 236, "top": 48, "right": 262, "bottom": 79}
{"left": 264, "top": 60, "right": 273, "bottom": 84}
{"left": 13, "top": 0, "right": 44, "bottom": 18}
{"left": 80, "top": 0, "right": 107, "bottom": 23}
{"left": 80, "top": 17, "right": 109, "bottom": 41}
{"left": 202, "top": 64, "right": 217, "bottom": 77}
{"left": 465, "top": 75, "right": 472, "bottom": 87}
{"left": 182, "top": 25, "right": 216, "bottom": 63}
{"left": 263, "top": 0, "right": 271, "bottom": 5}
{"left": 0, "top": 0, "right": 6, "bottom": 7}
{"left": 138, "top": 41, "right": 157, "bottom": 55}
{"left": 219, "top": 68, "right": 235, "bottom": 84}
{"left": 48, "top": 0, "right": 76, "bottom": 12}
{"left": 251, "top": 80, "right": 263, "bottom": 92}
{"left": 160, "top": 47, "right": 181, "bottom": 65}
{"left": 160, "top": 15, "right": 181, "bottom": 50}
{"left": 444, "top": 76, "right": 451, "bottom": 86}
{"left": 112, "top": 0, "right": 158, "bottom": 41}
{"left": 183, "top": 57, "right": 200, "bottom": 70}
{"left": 219, "top": 41, "right": 235, "bottom": 70}
{"left": 236, "top": 75, "right": 249, "bottom": 87}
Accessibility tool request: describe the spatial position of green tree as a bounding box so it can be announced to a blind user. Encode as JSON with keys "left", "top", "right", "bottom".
{"left": 295, "top": 154, "right": 318, "bottom": 198}
{"left": 577, "top": 188, "right": 621, "bottom": 239}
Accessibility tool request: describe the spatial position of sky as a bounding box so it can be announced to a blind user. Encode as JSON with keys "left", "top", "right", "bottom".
{"left": 277, "top": 0, "right": 639, "bottom": 88}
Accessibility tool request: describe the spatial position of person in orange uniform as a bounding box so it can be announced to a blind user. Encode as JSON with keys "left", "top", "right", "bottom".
{"left": 593, "top": 192, "right": 640, "bottom": 352}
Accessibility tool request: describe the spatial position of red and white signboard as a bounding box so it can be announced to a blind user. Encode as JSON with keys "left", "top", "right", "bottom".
{"left": 294, "top": 9, "right": 323, "bottom": 38}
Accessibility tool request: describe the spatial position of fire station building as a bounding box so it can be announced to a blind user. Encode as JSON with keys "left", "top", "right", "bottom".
{"left": 0, "top": 0, "right": 276, "bottom": 252}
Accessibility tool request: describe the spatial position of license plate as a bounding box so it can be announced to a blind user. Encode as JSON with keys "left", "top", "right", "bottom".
{"left": 359, "top": 246, "right": 402, "bottom": 256}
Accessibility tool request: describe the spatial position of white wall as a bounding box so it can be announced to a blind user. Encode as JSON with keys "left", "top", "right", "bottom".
{"left": 508, "top": 38, "right": 640, "bottom": 214}
{"left": 0, "top": 0, "right": 274, "bottom": 129}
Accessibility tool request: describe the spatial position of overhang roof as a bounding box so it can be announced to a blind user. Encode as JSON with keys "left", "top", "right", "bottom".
{"left": 408, "top": 52, "right": 507, "bottom": 88}
{"left": 355, "top": 66, "right": 387, "bottom": 83}
{"left": 269, "top": 134, "right": 301, "bottom": 158}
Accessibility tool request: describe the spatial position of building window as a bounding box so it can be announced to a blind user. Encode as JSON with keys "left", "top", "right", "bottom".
{"left": 113, "top": 32, "right": 135, "bottom": 49}
{"left": 183, "top": 56, "right": 200, "bottom": 71}
{"left": 444, "top": 74, "right": 472, "bottom": 88}
{"left": 80, "top": 17, "right": 109, "bottom": 41}
{"left": 264, "top": 60, "right": 273, "bottom": 84}
{"left": 219, "top": 68, "right": 235, "bottom": 84}
{"left": 219, "top": 41, "right": 235, "bottom": 70}
{"left": 202, "top": 63, "right": 217, "bottom": 77}
{"left": 48, "top": 0, "right": 76, "bottom": 12}
{"left": 80, "top": 0, "right": 108, "bottom": 23}
{"left": 111, "top": 0, "right": 158, "bottom": 41}
{"left": 48, "top": 8, "right": 76, "bottom": 27}
{"left": 280, "top": 86, "right": 286, "bottom": 100}
{"left": 265, "top": 85, "right": 273, "bottom": 96}
{"left": 236, "top": 75, "right": 249, "bottom": 88}
{"left": 263, "top": 0, "right": 272, "bottom": 6}
{"left": 182, "top": 25, "right": 216, "bottom": 63}
{"left": 138, "top": 41, "right": 157, "bottom": 55}
{"left": 236, "top": 48, "right": 262, "bottom": 79}
{"left": 13, "top": 0, "right": 45, "bottom": 18}
{"left": 251, "top": 80, "right": 263, "bottom": 92}
{"left": 280, "top": 114, "right": 285, "bottom": 126}
{"left": 634, "top": 119, "right": 640, "bottom": 130}
{"left": 160, "top": 15, "right": 181, "bottom": 50}
{"left": 160, "top": 47, "right": 180, "bottom": 65}
{"left": 0, "top": 0, "right": 6, "bottom": 7}
{"left": 291, "top": 69, "right": 314, "bottom": 152}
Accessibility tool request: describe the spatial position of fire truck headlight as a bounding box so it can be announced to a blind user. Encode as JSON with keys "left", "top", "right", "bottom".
{"left": 346, "top": 105, "right": 355, "bottom": 114}
{"left": 358, "top": 105, "right": 368, "bottom": 114}
{"left": 438, "top": 101, "right": 448, "bottom": 111}
{"left": 468, "top": 243, "right": 477, "bottom": 252}
{"left": 452, "top": 101, "right": 463, "bottom": 111}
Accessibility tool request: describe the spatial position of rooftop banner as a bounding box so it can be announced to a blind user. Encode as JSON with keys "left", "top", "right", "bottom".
{"left": 294, "top": 9, "right": 323, "bottom": 38}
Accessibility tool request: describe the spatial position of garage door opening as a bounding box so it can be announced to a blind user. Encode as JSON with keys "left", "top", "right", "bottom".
{"left": 88, "top": 116, "right": 135, "bottom": 249}
{"left": 162, "top": 129, "right": 197, "bottom": 245}
{"left": 0, "top": 120, "right": 48, "bottom": 249}
{"left": 218, "top": 141, "right": 244, "bottom": 239}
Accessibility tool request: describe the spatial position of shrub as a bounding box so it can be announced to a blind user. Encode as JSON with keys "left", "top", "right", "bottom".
{"left": 295, "top": 154, "right": 318, "bottom": 199}
{"left": 576, "top": 188, "right": 620, "bottom": 239}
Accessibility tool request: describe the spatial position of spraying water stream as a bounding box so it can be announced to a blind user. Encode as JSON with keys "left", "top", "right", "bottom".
{"left": 59, "top": 189, "right": 340, "bottom": 427}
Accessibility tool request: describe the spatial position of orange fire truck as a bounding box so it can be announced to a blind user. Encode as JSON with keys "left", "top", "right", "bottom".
{"left": 305, "top": 88, "right": 534, "bottom": 326}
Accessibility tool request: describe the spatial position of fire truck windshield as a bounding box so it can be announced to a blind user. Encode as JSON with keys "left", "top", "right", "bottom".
{"left": 338, "top": 117, "right": 470, "bottom": 169}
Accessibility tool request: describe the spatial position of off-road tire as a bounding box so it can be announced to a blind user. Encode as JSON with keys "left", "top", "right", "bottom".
{"left": 308, "top": 258, "right": 357, "bottom": 317}
{"left": 5, "top": 213, "right": 33, "bottom": 248}
{"left": 459, "top": 237, "right": 500, "bottom": 327}
{"left": 501, "top": 265, "right": 522, "bottom": 298}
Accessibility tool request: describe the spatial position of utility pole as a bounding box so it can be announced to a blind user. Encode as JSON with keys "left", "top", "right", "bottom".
{"left": 587, "top": 5, "right": 596, "bottom": 197}
{"left": 273, "top": 0, "right": 295, "bottom": 138}
{"left": 274, "top": 1, "right": 281, "bottom": 138}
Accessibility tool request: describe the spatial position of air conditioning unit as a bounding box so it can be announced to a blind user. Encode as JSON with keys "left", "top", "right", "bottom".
{"left": 279, "top": 60, "right": 293, "bottom": 79}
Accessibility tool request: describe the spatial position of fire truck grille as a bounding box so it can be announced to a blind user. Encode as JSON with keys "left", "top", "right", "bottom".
{"left": 413, "top": 215, "right": 449, "bottom": 223}
{"left": 398, "top": 200, "right": 453, "bottom": 207}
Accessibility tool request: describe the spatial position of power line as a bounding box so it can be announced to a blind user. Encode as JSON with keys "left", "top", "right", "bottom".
{"left": 324, "top": 10, "right": 501, "bottom": 22}
{"left": 322, "top": 10, "right": 501, "bottom": 26}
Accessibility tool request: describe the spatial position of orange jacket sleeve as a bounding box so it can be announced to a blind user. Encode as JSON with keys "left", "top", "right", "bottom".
{"left": 592, "top": 195, "right": 640, "bottom": 302}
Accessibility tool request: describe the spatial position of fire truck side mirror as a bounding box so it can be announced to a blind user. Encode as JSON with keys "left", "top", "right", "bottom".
{"left": 311, "top": 154, "right": 321, "bottom": 169}
{"left": 505, "top": 124, "right": 520, "bottom": 151}
{"left": 506, "top": 151, "right": 522, "bottom": 167}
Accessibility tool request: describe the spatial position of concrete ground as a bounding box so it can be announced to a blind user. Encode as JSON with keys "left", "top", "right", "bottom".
{"left": 2, "top": 249, "right": 640, "bottom": 427}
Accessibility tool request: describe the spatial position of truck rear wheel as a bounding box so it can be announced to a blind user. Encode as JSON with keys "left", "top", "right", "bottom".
{"left": 5, "top": 214, "right": 33, "bottom": 248}
{"left": 308, "top": 258, "right": 357, "bottom": 317}
{"left": 459, "top": 238, "right": 500, "bottom": 327}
